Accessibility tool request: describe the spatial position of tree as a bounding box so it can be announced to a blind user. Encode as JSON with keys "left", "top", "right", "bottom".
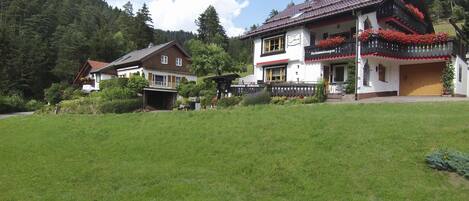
{"left": 134, "top": 3, "right": 154, "bottom": 48}
{"left": 195, "top": 5, "right": 228, "bottom": 49}
{"left": 287, "top": 1, "right": 295, "bottom": 8}
{"left": 188, "top": 40, "right": 237, "bottom": 76}
{"left": 267, "top": 9, "right": 279, "bottom": 21}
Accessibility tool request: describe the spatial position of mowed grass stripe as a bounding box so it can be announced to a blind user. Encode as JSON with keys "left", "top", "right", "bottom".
{"left": 0, "top": 102, "right": 468, "bottom": 201}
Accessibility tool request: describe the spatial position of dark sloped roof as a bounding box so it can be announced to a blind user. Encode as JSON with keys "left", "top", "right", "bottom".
{"left": 242, "top": 0, "right": 384, "bottom": 39}
{"left": 93, "top": 41, "right": 190, "bottom": 73}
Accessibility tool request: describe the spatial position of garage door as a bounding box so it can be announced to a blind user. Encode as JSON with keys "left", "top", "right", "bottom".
{"left": 400, "top": 62, "right": 445, "bottom": 96}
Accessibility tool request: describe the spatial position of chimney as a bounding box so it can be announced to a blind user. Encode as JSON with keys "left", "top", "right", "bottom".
{"left": 148, "top": 43, "right": 154, "bottom": 48}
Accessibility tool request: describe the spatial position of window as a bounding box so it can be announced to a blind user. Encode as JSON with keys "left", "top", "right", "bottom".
{"left": 323, "top": 33, "right": 329, "bottom": 39}
{"left": 161, "top": 55, "right": 168, "bottom": 64}
{"left": 458, "top": 65, "right": 462, "bottom": 82}
{"left": 265, "top": 66, "right": 286, "bottom": 82}
{"left": 333, "top": 66, "right": 345, "bottom": 82}
{"left": 176, "top": 58, "right": 183, "bottom": 66}
{"left": 363, "top": 60, "right": 370, "bottom": 86}
{"left": 176, "top": 77, "right": 182, "bottom": 86}
{"left": 378, "top": 65, "right": 386, "bottom": 82}
{"left": 310, "top": 32, "right": 316, "bottom": 46}
{"left": 96, "top": 73, "right": 101, "bottom": 82}
{"left": 262, "top": 35, "right": 285, "bottom": 54}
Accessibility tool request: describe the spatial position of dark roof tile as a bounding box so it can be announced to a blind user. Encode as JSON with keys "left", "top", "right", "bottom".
{"left": 243, "top": 0, "right": 383, "bottom": 38}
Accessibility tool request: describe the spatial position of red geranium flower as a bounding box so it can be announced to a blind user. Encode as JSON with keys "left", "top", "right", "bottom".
{"left": 316, "top": 36, "right": 346, "bottom": 48}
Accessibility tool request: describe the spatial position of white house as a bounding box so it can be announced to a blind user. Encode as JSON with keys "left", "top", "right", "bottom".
{"left": 240, "top": 0, "right": 469, "bottom": 99}
{"left": 73, "top": 60, "right": 117, "bottom": 92}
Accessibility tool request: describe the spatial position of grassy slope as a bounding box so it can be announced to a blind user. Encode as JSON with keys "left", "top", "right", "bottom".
{"left": 1, "top": 102, "right": 469, "bottom": 201}
{"left": 433, "top": 21, "right": 464, "bottom": 37}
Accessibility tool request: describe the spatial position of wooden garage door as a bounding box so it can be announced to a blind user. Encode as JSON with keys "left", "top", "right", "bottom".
{"left": 400, "top": 62, "right": 445, "bottom": 96}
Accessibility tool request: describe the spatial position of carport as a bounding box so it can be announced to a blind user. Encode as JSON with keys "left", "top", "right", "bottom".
{"left": 143, "top": 88, "right": 177, "bottom": 110}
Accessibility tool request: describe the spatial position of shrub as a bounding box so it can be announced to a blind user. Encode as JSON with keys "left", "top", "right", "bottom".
{"left": 285, "top": 97, "right": 305, "bottom": 105}
{"left": 99, "top": 98, "right": 142, "bottom": 114}
{"left": 426, "top": 149, "right": 469, "bottom": 179}
{"left": 98, "top": 87, "right": 135, "bottom": 101}
{"left": 217, "top": 96, "right": 242, "bottom": 108}
{"left": 100, "top": 78, "right": 129, "bottom": 90}
{"left": 62, "top": 86, "right": 76, "bottom": 100}
{"left": 44, "top": 83, "right": 64, "bottom": 105}
{"left": 271, "top": 96, "right": 288, "bottom": 105}
{"left": 25, "top": 100, "right": 44, "bottom": 111}
{"left": 304, "top": 96, "right": 319, "bottom": 104}
{"left": 177, "top": 81, "right": 199, "bottom": 98}
{"left": 60, "top": 98, "right": 102, "bottom": 114}
{"left": 128, "top": 75, "right": 149, "bottom": 94}
{"left": 242, "top": 90, "right": 271, "bottom": 106}
{"left": 314, "top": 80, "right": 327, "bottom": 103}
{"left": 442, "top": 62, "right": 454, "bottom": 95}
{"left": 345, "top": 61, "right": 356, "bottom": 94}
{"left": 0, "top": 94, "right": 27, "bottom": 113}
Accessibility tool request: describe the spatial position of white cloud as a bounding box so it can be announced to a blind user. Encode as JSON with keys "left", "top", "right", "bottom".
{"left": 148, "top": 0, "right": 249, "bottom": 37}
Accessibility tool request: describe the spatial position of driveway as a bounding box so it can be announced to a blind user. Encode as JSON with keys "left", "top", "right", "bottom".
{"left": 357, "top": 96, "right": 468, "bottom": 103}
{"left": 0, "top": 112, "right": 34, "bottom": 120}
{"left": 327, "top": 96, "right": 469, "bottom": 104}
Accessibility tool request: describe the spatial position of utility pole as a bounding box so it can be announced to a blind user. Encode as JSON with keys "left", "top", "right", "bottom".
{"left": 354, "top": 10, "right": 361, "bottom": 101}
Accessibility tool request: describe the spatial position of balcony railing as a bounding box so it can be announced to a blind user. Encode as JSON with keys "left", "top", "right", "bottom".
{"left": 305, "top": 41, "right": 356, "bottom": 61}
{"left": 231, "top": 83, "right": 319, "bottom": 97}
{"left": 305, "top": 37, "right": 458, "bottom": 61}
{"left": 361, "top": 36, "right": 454, "bottom": 59}
{"left": 377, "top": 0, "right": 428, "bottom": 34}
{"left": 149, "top": 80, "right": 179, "bottom": 89}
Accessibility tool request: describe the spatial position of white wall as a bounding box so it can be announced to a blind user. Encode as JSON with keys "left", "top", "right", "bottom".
{"left": 356, "top": 11, "right": 396, "bottom": 95}
{"left": 117, "top": 66, "right": 144, "bottom": 78}
{"left": 358, "top": 58, "right": 400, "bottom": 94}
{"left": 454, "top": 56, "right": 468, "bottom": 97}
{"left": 253, "top": 27, "right": 311, "bottom": 82}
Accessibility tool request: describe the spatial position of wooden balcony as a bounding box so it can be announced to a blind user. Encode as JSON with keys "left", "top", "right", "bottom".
{"left": 377, "top": 0, "right": 429, "bottom": 34}
{"left": 361, "top": 36, "right": 455, "bottom": 59}
{"left": 305, "top": 37, "right": 459, "bottom": 61}
{"left": 304, "top": 41, "right": 356, "bottom": 61}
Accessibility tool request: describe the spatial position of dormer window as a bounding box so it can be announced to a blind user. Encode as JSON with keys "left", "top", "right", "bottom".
{"left": 161, "top": 55, "right": 168, "bottom": 64}
{"left": 176, "top": 58, "right": 183, "bottom": 67}
{"left": 262, "top": 34, "right": 285, "bottom": 55}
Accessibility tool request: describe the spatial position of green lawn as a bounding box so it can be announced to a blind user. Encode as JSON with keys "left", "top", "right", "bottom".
{"left": 1, "top": 102, "right": 468, "bottom": 201}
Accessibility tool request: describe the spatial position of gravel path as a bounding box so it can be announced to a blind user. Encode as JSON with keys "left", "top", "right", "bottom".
{"left": 0, "top": 112, "right": 34, "bottom": 120}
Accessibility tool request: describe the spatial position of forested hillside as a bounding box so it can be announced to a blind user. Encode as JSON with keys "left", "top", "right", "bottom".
{"left": 0, "top": 0, "right": 252, "bottom": 99}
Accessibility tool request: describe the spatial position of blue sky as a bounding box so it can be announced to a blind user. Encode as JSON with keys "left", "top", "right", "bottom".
{"left": 106, "top": 0, "right": 304, "bottom": 36}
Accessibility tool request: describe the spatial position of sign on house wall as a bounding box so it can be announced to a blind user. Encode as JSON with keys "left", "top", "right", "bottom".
{"left": 287, "top": 34, "right": 301, "bottom": 46}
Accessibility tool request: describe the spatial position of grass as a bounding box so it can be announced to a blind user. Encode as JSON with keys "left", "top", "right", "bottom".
{"left": 1, "top": 102, "right": 469, "bottom": 201}
{"left": 433, "top": 20, "right": 464, "bottom": 37}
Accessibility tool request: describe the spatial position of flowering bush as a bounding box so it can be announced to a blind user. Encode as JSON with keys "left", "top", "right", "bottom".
{"left": 358, "top": 29, "right": 448, "bottom": 45}
{"left": 405, "top": 4, "right": 424, "bottom": 22}
{"left": 316, "top": 36, "right": 346, "bottom": 48}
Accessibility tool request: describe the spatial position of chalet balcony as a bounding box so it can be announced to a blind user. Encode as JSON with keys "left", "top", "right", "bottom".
{"left": 305, "top": 37, "right": 459, "bottom": 61}
{"left": 304, "top": 41, "right": 356, "bottom": 61}
{"left": 361, "top": 36, "right": 455, "bottom": 59}
{"left": 377, "top": 0, "right": 429, "bottom": 34}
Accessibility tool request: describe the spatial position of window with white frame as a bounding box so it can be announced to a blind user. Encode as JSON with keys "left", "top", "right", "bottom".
{"left": 262, "top": 35, "right": 285, "bottom": 54}
{"left": 161, "top": 55, "right": 168, "bottom": 64}
{"left": 176, "top": 58, "right": 183, "bottom": 66}
{"left": 458, "top": 65, "right": 462, "bottom": 82}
